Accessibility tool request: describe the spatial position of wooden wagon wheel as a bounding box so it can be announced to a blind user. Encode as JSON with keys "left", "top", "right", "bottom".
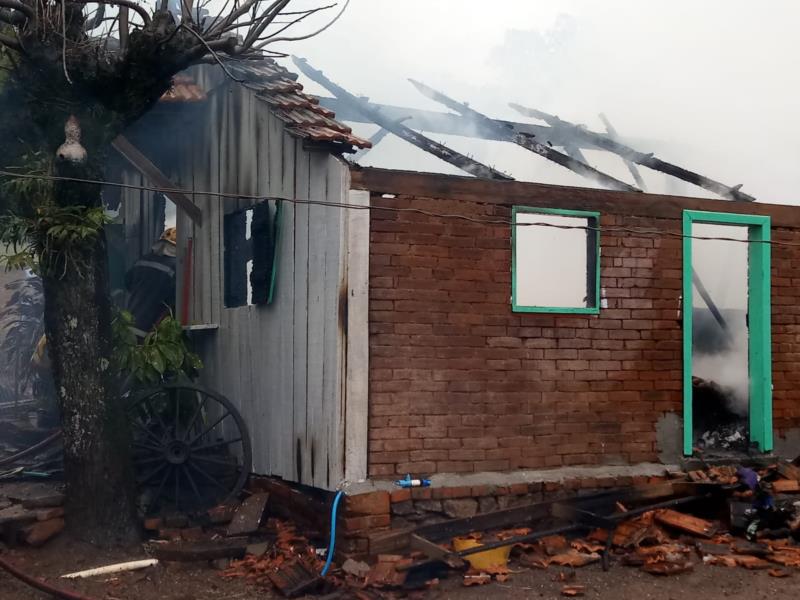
{"left": 127, "top": 383, "right": 252, "bottom": 514}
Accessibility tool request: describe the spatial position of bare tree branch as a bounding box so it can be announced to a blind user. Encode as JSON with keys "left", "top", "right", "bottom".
{"left": 182, "top": 24, "right": 242, "bottom": 80}
{"left": 242, "top": 0, "right": 292, "bottom": 48}
{"left": 67, "top": 0, "right": 151, "bottom": 27}
{"left": 83, "top": 3, "right": 106, "bottom": 30}
{"left": 207, "top": 0, "right": 284, "bottom": 39}
{"left": 0, "top": 32, "right": 21, "bottom": 50}
{"left": 0, "top": 0, "right": 33, "bottom": 21}
{"left": 0, "top": 7, "right": 26, "bottom": 25}
{"left": 118, "top": 5, "right": 128, "bottom": 51}
{"left": 257, "top": 0, "right": 347, "bottom": 46}
{"left": 242, "top": 2, "right": 333, "bottom": 38}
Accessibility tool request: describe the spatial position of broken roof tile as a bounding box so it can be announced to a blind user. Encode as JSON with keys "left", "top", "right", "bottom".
{"left": 160, "top": 76, "right": 207, "bottom": 103}
{"left": 229, "top": 60, "right": 370, "bottom": 150}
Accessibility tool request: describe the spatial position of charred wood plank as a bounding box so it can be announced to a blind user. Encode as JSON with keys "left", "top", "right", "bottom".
{"left": 226, "top": 492, "right": 270, "bottom": 536}
{"left": 562, "top": 143, "right": 589, "bottom": 164}
{"left": 598, "top": 113, "right": 647, "bottom": 191}
{"left": 350, "top": 117, "right": 411, "bottom": 163}
{"left": 409, "top": 534, "right": 466, "bottom": 569}
{"left": 112, "top": 135, "right": 203, "bottom": 225}
{"left": 691, "top": 269, "right": 733, "bottom": 344}
{"left": 316, "top": 96, "right": 621, "bottom": 151}
{"left": 292, "top": 58, "right": 512, "bottom": 181}
{"left": 510, "top": 104, "right": 755, "bottom": 202}
{"left": 408, "top": 79, "right": 640, "bottom": 193}
{"left": 149, "top": 538, "right": 249, "bottom": 561}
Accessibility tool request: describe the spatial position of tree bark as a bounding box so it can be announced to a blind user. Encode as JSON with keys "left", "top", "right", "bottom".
{"left": 40, "top": 154, "right": 138, "bottom": 545}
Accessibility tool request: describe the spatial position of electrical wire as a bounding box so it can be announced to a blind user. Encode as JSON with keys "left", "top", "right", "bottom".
{"left": 0, "top": 168, "right": 797, "bottom": 247}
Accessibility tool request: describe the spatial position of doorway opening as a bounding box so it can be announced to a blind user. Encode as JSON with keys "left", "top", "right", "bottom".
{"left": 682, "top": 210, "right": 771, "bottom": 457}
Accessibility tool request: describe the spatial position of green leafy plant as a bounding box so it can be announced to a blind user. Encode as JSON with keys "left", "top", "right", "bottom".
{"left": 0, "top": 205, "right": 110, "bottom": 276}
{"left": 112, "top": 310, "right": 203, "bottom": 384}
{"left": 0, "top": 274, "right": 45, "bottom": 399}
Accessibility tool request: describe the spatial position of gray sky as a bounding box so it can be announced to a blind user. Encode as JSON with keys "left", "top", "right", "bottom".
{"left": 278, "top": 0, "right": 800, "bottom": 204}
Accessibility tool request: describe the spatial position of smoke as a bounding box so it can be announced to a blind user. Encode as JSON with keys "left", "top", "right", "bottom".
{"left": 692, "top": 224, "right": 750, "bottom": 418}
{"left": 283, "top": 0, "right": 800, "bottom": 203}
{"left": 693, "top": 318, "right": 749, "bottom": 417}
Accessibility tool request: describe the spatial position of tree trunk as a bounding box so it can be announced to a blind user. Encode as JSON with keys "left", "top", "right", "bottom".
{"left": 40, "top": 150, "right": 138, "bottom": 545}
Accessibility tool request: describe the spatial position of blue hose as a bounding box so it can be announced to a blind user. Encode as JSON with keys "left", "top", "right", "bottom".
{"left": 321, "top": 490, "right": 344, "bottom": 576}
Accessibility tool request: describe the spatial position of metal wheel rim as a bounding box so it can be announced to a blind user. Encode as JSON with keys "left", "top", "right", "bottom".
{"left": 127, "top": 382, "right": 252, "bottom": 513}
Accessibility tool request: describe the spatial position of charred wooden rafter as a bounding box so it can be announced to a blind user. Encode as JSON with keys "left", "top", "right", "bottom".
{"left": 349, "top": 116, "right": 411, "bottom": 163}
{"left": 510, "top": 104, "right": 755, "bottom": 202}
{"left": 293, "top": 57, "right": 512, "bottom": 181}
{"left": 408, "top": 79, "right": 640, "bottom": 194}
{"left": 316, "top": 97, "right": 599, "bottom": 149}
{"left": 599, "top": 113, "right": 647, "bottom": 191}
{"left": 112, "top": 135, "right": 202, "bottom": 225}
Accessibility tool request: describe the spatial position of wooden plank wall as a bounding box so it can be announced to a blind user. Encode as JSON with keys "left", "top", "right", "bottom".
{"left": 173, "top": 73, "right": 353, "bottom": 490}
{"left": 118, "top": 169, "right": 162, "bottom": 269}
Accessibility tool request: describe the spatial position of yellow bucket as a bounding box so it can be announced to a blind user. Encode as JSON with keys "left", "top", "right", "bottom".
{"left": 452, "top": 537, "right": 511, "bottom": 570}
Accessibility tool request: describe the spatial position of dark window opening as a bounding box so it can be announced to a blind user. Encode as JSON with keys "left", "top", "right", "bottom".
{"left": 224, "top": 200, "right": 282, "bottom": 308}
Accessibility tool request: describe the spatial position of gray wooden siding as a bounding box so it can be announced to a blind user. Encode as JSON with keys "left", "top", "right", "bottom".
{"left": 172, "top": 73, "right": 353, "bottom": 490}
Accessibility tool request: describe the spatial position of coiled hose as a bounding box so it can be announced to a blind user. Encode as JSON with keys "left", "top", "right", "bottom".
{"left": 320, "top": 490, "right": 344, "bottom": 577}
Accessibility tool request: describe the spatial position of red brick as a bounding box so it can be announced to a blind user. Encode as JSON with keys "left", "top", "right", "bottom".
{"left": 342, "top": 514, "right": 391, "bottom": 532}
{"left": 346, "top": 491, "right": 390, "bottom": 516}
{"left": 390, "top": 489, "right": 411, "bottom": 503}
{"left": 24, "top": 518, "right": 64, "bottom": 547}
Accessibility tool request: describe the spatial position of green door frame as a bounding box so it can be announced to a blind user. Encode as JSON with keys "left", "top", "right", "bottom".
{"left": 682, "top": 210, "right": 772, "bottom": 456}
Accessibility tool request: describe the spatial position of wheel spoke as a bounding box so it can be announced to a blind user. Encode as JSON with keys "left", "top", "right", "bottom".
{"left": 182, "top": 392, "right": 207, "bottom": 442}
{"left": 145, "top": 396, "right": 169, "bottom": 435}
{"left": 192, "top": 455, "right": 236, "bottom": 468}
{"left": 135, "top": 455, "right": 167, "bottom": 467}
{"left": 151, "top": 465, "right": 171, "bottom": 509}
{"left": 191, "top": 437, "right": 242, "bottom": 453}
{"left": 173, "top": 387, "right": 180, "bottom": 437}
{"left": 131, "top": 418, "right": 164, "bottom": 447}
{"left": 174, "top": 467, "right": 181, "bottom": 511}
{"left": 189, "top": 411, "right": 230, "bottom": 446}
{"left": 187, "top": 461, "right": 228, "bottom": 492}
{"left": 137, "top": 461, "right": 168, "bottom": 484}
{"left": 133, "top": 440, "right": 164, "bottom": 454}
{"left": 184, "top": 466, "right": 203, "bottom": 502}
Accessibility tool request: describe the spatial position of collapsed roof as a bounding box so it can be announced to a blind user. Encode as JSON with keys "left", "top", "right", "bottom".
{"left": 290, "top": 56, "right": 755, "bottom": 203}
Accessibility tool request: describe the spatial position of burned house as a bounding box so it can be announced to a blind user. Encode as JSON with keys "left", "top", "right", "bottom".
{"left": 111, "top": 56, "right": 800, "bottom": 520}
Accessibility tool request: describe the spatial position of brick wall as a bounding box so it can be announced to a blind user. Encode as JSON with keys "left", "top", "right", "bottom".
{"left": 769, "top": 226, "right": 800, "bottom": 433}
{"left": 365, "top": 185, "right": 800, "bottom": 478}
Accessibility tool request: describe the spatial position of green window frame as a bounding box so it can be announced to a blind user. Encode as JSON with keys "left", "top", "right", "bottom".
{"left": 682, "top": 210, "right": 772, "bottom": 455}
{"left": 511, "top": 206, "right": 601, "bottom": 314}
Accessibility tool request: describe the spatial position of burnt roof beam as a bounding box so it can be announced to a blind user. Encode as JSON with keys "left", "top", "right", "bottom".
{"left": 598, "top": 113, "right": 647, "bottom": 191}
{"left": 510, "top": 104, "right": 755, "bottom": 202}
{"left": 408, "top": 79, "right": 640, "bottom": 194}
{"left": 315, "top": 97, "right": 604, "bottom": 149}
{"left": 349, "top": 116, "right": 411, "bottom": 163}
{"left": 292, "top": 57, "right": 512, "bottom": 181}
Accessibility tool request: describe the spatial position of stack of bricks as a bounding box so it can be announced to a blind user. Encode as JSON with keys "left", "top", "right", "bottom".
{"left": 369, "top": 192, "right": 685, "bottom": 478}
{"left": 339, "top": 474, "right": 670, "bottom": 557}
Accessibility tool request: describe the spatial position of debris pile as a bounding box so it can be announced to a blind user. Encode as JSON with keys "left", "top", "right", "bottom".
{"left": 0, "top": 482, "right": 65, "bottom": 548}
{"left": 144, "top": 492, "right": 273, "bottom": 566}
{"left": 692, "top": 376, "right": 749, "bottom": 453}
{"left": 438, "top": 460, "right": 800, "bottom": 592}
{"left": 221, "top": 519, "right": 325, "bottom": 594}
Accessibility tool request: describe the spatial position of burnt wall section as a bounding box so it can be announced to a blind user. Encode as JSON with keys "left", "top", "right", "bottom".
{"left": 357, "top": 168, "right": 800, "bottom": 478}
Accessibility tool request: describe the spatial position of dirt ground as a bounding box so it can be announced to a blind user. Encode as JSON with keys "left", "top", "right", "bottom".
{"left": 0, "top": 535, "right": 260, "bottom": 600}
{"left": 1, "top": 534, "right": 798, "bottom": 600}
